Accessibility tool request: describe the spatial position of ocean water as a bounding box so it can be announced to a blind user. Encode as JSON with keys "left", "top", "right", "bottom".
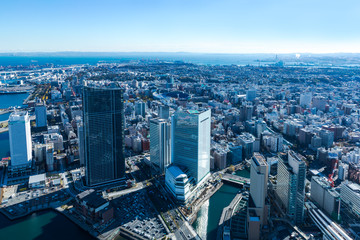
{"left": 0, "top": 210, "right": 91, "bottom": 240}
{"left": 0, "top": 93, "right": 29, "bottom": 109}
{"left": 0, "top": 112, "right": 10, "bottom": 122}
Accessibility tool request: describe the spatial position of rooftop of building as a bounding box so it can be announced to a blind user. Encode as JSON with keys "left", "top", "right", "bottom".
{"left": 83, "top": 80, "right": 123, "bottom": 90}
{"left": 76, "top": 189, "right": 108, "bottom": 209}
{"left": 346, "top": 182, "right": 360, "bottom": 193}
{"left": 288, "top": 150, "right": 305, "bottom": 163}
{"left": 167, "top": 165, "right": 188, "bottom": 180}
{"left": 312, "top": 177, "right": 340, "bottom": 198}
{"left": 150, "top": 118, "right": 168, "bottom": 124}
{"left": 29, "top": 173, "right": 46, "bottom": 184}
{"left": 9, "top": 111, "right": 28, "bottom": 120}
{"left": 238, "top": 132, "right": 255, "bottom": 143}
{"left": 253, "top": 153, "right": 267, "bottom": 166}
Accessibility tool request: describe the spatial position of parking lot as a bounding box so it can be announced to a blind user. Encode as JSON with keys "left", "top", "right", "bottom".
{"left": 1, "top": 188, "right": 70, "bottom": 218}
{"left": 147, "top": 183, "right": 183, "bottom": 232}
{"left": 111, "top": 190, "right": 167, "bottom": 239}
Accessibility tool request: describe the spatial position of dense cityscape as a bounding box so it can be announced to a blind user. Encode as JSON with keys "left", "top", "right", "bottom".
{"left": 0, "top": 59, "right": 359, "bottom": 240}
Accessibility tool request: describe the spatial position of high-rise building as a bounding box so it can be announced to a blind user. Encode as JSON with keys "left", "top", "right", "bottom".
{"left": 158, "top": 105, "right": 170, "bottom": 119}
{"left": 83, "top": 83, "right": 125, "bottom": 186}
{"left": 135, "top": 101, "right": 146, "bottom": 117}
{"left": 228, "top": 144, "right": 242, "bottom": 165}
{"left": 240, "top": 104, "right": 253, "bottom": 121}
{"left": 311, "top": 176, "right": 340, "bottom": 218}
{"left": 35, "top": 102, "right": 47, "bottom": 128}
{"left": 238, "top": 132, "right": 255, "bottom": 160}
{"left": 300, "top": 92, "right": 312, "bottom": 108}
{"left": 249, "top": 153, "right": 269, "bottom": 228}
{"left": 77, "top": 120, "right": 85, "bottom": 166}
{"left": 276, "top": 150, "right": 306, "bottom": 225}
{"left": 340, "top": 181, "right": 360, "bottom": 218}
{"left": 246, "top": 89, "right": 256, "bottom": 102}
{"left": 312, "top": 96, "right": 327, "bottom": 111}
{"left": 171, "top": 109, "right": 211, "bottom": 184}
{"left": 9, "top": 111, "right": 32, "bottom": 166}
{"left": 150, "top": 118, "right": 171, "bottom": 173}
{"left": 319, "top": 129, "right": 334, "bottom": 148}
{"left": 34, "top": 143, "right": 54, "bottom": 171}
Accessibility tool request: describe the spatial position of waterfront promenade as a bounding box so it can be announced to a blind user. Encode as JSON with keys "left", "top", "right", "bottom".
{"left": 216, "top": 193, "right": 244, "bottom": 240}
{"left": 186, "top": 181, "right": 223, "bottom": 224}
{"left": 0, "top": 120, "right": 8, "bottom": 133}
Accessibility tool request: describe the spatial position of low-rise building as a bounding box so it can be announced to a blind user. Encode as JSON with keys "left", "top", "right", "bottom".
{"left": 75, "top": 189, "right": 114, "bottom": 225}
{"left": 165, "top": 165, "right": 192, "bottom": 202}
{"left": 29, "top": 173, "right": 46, "bottom": 188}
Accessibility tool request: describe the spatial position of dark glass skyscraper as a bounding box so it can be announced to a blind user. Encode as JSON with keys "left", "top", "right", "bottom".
{"left": 83, "top": 83, "right": 125, "bottom": 186}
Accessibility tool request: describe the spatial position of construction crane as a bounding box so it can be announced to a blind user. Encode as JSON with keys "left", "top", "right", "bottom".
{"left": 328, "top": 158, "right": 339, "bottom": 188}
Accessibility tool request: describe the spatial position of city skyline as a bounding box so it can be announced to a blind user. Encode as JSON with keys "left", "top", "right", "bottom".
{"left": 1, "top": 0, "right": 360, "bottom": 239}
{"left": 1, "top": 0, "right": 360, "bottom": 53}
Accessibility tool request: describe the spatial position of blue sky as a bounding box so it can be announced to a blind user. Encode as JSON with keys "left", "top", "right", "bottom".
{"left": 1, "top": 0, "right": 360, "bottom": 53}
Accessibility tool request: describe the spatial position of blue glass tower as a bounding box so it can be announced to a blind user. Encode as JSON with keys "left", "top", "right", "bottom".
{"left": 171, "top": 109, "right": 211, "bottom": 184}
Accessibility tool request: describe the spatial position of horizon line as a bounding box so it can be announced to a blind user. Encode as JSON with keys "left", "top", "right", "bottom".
{"left": 1, "top": 51, "right": 360, "bottom": 55}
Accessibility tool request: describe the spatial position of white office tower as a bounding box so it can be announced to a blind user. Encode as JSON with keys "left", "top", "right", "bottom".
{"left": 341, "top": 181, "right": 360, "bottom": 217}
{"left": 135, "top": 101, "right": 146, "bottom": 117}
{"left": 171, "top": 109, "right": 211, "bottom": 184}
{"left": 276, "top": 150, "right": 306, "bottom": 225}
{"left": 300, "top": 92, "right": 312, "bottom": 108}
{"left": 9, "top": 111, "right": 32, "bottom": 166}
{"left": 35, "top": 102, "right": 47, "bottom": 127}
{"left": 150, "top": 118, "right": 171, "bottom": 173}
{"left": 249, "top": 153, "right": 269, "bottom": 227}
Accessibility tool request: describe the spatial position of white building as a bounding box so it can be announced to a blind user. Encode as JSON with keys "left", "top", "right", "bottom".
{"left": 341, "top": 181, "right": 360, "bottom": 217}
{"left": 150, "top": 118, "right": 171, "bottom": 173}
{"left": 249, "top": 153, "right": 269, "bottom": 227}
{"left": 29, "top": 173, "right": 46, "bottom": 188}
{"left": 300, "top": 92, "right": 312, "bottom": 108}
{"left": 165, "top": 165, "right": 191, "bottom": 202}
{"left": 311, "top": 176, "right": 340, "bottom": 218}
{"left": 9, "top": 111, "right": 32, "bottom": 166}
{"left": 338, "top": 163, "right": 349, "bottom": 181}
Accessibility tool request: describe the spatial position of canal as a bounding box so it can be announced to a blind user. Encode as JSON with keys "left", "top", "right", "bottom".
{"left": 193, "top": 168, "right": 250, "bottom": 240}
{"left": 0, "top": 210, "right": 92, "bottom": 240}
